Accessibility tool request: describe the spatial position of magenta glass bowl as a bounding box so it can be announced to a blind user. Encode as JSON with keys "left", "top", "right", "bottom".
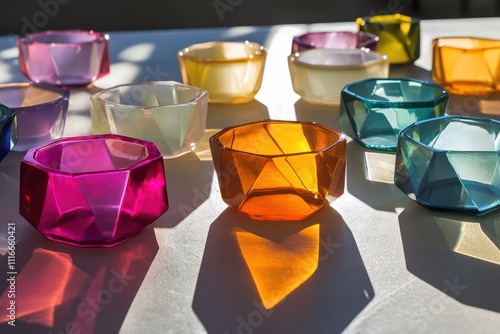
{"left": 291, "top": 31, "right": 379, "bottom": 53}
{"left": 17, "top": 30, "right": 110, "bottom": 86}
{"left": 20, "top": 135, "right": 169, "bottom": 247}
{"left": 0, "top": 83, "right": 69, "bottom": 151}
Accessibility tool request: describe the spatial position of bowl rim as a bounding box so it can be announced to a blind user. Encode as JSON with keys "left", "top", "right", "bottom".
{"left": 178, "top": 40, "right": 267, "bottom": 62}
{"left": 357, "top": 13, "right": 420, "bottom": 26}
{"left": 292, "top": 31, "right": 379, "bottom": 50}
{"left": 22, "top": 134, "right": 162, "bottom": 176}
{"left": 210, "top": 119, "right": 346, "bottom": 157}
{"left": 0, "top": 103, "right": 16, "bottom": 122}
{"left": 341, "top": 77, "right": 449, "bottom": 108}
{"left": 399, "top": 115, "right": 500, "bottom": 154}
{"left": 18, "top": 29, "right": 108, "bottom": 46}
{"left": 90, "top": 81, "right": 208, "bottom": 109}
{"left": 288, "top": 48, "right": 388, "bottom": 70}
{"left": 0, "top": 82, "right": 69, "bottom": 111}
{"left": 432, "top": 36, "right": 500, "bottom": 50}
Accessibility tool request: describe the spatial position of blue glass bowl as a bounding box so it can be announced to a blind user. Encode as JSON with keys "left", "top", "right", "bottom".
{"left": 339, "top": 78, "right": 449, "bottom": 151}
{"left": 0, "top": 104, "right": 16, "bottom": 162}
{"left": 395, "top": 116, "right": 500, "bottom": 215}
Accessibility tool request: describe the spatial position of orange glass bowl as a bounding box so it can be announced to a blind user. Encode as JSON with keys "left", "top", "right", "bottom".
{"left": 432, "top": 37, "right": 500, "bottom": 95}
{"left": 210, "top": 120, "right": 346, "bottom": 220}
{"left": 178, "top": 41, "right": 267, "bottom": 104}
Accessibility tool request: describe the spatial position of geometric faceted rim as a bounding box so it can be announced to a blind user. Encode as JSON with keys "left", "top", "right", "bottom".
{"left": 178, "top": 40, "right": 267, "bottom": 63}
{"left": 0, "top": 82, "right": 69, "bottom": 110}
{"left": 356, "top": 13, "right": 421, "bottom": 27}
{"left": 342, "top": 77, "right": 449, "bottom": 108}
{"left": 291, "top": 31, "right": 380, "bottom": 50}
{"left": 23, "top": 134, "right": 162, "bottom": 176}
{"left": 210, "top": 119, "right": 346, "bottom": 158}
{"left": 399, "top": 115, "right": 500, "bottom": 154}
{"left": 289, "top": 48, "right": 388, "bottom": 71}
{"left": 19, "top": 29, "right": 109, "bottom": 46}
{"left": 90, "top": 81, "right": 208, "bottom": 110}
{"left": 432, "top": 36, "right": 500, "bottom": 51}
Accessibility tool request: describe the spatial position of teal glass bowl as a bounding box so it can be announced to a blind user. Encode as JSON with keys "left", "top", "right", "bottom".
{"left": 395, "top": 116, "right": 500, "bottom": 215}
{"left": 339, "top": 78, "right": 449, "bottom": 151}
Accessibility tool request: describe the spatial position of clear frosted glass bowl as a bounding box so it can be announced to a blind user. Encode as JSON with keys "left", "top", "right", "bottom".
{"left": 395, "top": 116, "right": 500, "bottom": 215}
{"left": 340, "top": 78, "right": 449, "bottom": 151}
{"left": 178, "top": 41, "right": 266, "bottom": 104}
{"left": 90, "top": 81, "right": 208, "bottom": 158}
{"left": 288, "top": 48, "right": 389, "bottom": 105}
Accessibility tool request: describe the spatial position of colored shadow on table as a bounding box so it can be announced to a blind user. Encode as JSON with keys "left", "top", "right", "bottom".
{"left": 192, "top": 207, "right": 374, "bottom": 333}
{"left": 345, "top": 141, "right": 410, "bottom": 212}
{"left": 293, "top": 98, "right": 340, "bottom": 131}
{"left": 206, "top": 100, "right": 269, "bottom": 130}
{"left": 399, "top": 204, "right": 500, "bottom": 312}
{"left": 0, "top": 227, "right": 159, "bottom": 333}
{"left": 447, "top": 91, "right": 500, "bottom": 120}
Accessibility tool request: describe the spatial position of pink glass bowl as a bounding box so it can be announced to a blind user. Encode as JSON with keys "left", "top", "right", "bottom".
{"left": 0, "top": 83, "right": 69, "bottom": 151}
{"left": 291, "top": 31, "right": 379, "bottom": 53}
{"left": 17, "top": 30, "right": 110, "bottom": 86}
{"left": 20, "top": 135, "right": 168, "bottom": 247}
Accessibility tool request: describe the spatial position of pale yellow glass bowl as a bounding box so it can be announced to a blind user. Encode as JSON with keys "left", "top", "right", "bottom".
{"left": 178, "top": 41, "right": 267, "bottom": 104}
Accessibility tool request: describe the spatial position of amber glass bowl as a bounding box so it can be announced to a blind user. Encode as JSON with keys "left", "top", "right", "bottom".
{"left": 178, "top": 41, "right": 267, "bottom": 104}
{"left": 210, "top": 120, "right": 346, "bottom": 220}
{"left": 432, "top": 37, "right": 500, "bottom": 95}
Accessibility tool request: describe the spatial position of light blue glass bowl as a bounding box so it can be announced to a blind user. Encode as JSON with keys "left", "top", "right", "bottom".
{"left": 339, "top": 78, "right": 449, "bottom": 151}
{"left": 395, "top": 116, "right": 500, "bottom": 215}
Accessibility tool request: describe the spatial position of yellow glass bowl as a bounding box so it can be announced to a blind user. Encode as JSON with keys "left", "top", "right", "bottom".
{"left": 178, "top": 41, "right": 267, "bottom": 104}
{"left": 357, "top": 14, "right": 420, "bottom": 64}
{"left": 432, "top": 37, "right": 500, "bottom": 95}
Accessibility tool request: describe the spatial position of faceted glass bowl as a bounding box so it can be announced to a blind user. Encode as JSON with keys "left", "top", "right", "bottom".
{"left": 357, "top": 14, "right": 420, "bottom": 64}
{"left": 288, "top": 48, "right": 389, "bottom": 105}
{"left": 178, "top": 41, "right": 267, "bottom": 104}
{"left": 90, "top": 81, "right": 208, "bottom": 159}
{"left": 291, "top": 31, "right": 379, "bottom": 53}
{"left": 340, "top": 78, "right": 449, "bottom": 151}
{"left": 17, "top": 29, "right": 110, "bottom": 85}
{"left": 395, "top": 116, "right": 500, "bottom": 215}
{"left": 210, "top": 120, "right": 346, "bottom": 220}
{"left": 20, "top": 135, "right": 169, "bottom": 247}
{"left": 432, "top": 37, "right": 500, "bottom": 95}
{"left": 0, "top": 104, "right": 16, "bottom": 162}
{"left": 0, "top": 83, "right": 69, "bottom": 151}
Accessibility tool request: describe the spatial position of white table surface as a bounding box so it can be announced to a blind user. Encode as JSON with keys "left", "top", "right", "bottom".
{"left": 0, "top": 17, "right": 499, "bottom": 334}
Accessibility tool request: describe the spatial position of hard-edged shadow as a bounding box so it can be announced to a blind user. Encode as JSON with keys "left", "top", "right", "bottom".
{"left": 192, "top": 206, "right": 374, "bottom": 334}
{"left": 293, "top": 98, "right": 340, "bottom": 131}
{"left": 0, "top": 227, "right": 159, "bottom": 333}
{"left": 447, "top": 91, "right": 500, "bottom": 121}
{"left": 206, "top": 99, "right": 269, "bottom": 129}
{"left": 346, "top": 140, "right": 410, "bottom": 212}
{"left": 389, "top": 63, "right": 431, "bottom": 81}
{"left": 157, "top": 136, "right": 215, "bottom": 228}
{"left": 399, "top": 205, "right": 500, "bottom": 312}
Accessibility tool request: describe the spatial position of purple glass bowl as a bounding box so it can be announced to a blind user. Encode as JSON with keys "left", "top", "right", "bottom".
{"left": 20, "top": 134, "right": 169, "bottom": 247}
{"left": 17, "top": 30, "right": 110, "bottom": 86}
{"left": 291, "top": 31, "right": 379, "bottom": 53}
{"left": 0, "top": 83, "right": 69, "bottom": 151}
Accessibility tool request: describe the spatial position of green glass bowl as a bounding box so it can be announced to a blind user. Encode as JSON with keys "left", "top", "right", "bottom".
{"left": 339, "top": 78, "right": 449, "bottom": 151}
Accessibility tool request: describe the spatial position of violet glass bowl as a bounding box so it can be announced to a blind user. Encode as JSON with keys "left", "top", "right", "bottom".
{"left": 20, "top": 135, "right": 169, "bottom": 247}
{"left": 17, "top": 30, "right": 110, "bottom": 85}
{"left": 0, "top": 83, "right": 69, "bottom": 151}
{"left": 291, "top": 31, "right": 379, "bottom": 53}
